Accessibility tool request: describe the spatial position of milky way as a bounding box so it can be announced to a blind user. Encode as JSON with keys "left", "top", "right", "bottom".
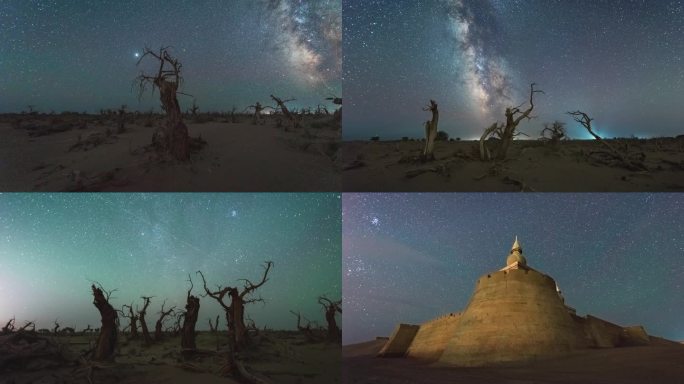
{"left": 0, "top": 1, "right": 342, "bottom": 113}
{"left": 343, "top": 193, "right": 684, "bottom": 345}
{"left": 0, "top": 193, "right": 341, "bottom": 331}
{"left": 344, "top": 0, "right": 684, "bottom": 140}
{"left": 445, "top": 0, "right": 517, "bottom": 117}
{"left": 263, "top": 0, "right": 341, "bottom": 93}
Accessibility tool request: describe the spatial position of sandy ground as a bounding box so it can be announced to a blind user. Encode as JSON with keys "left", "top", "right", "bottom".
{"left": 341, "top": 139, "right": 684, "bottom": 191}
{"left": 0, "top": 114, "right": 340, "bottom": 191}
{"left": 2, "top": 330, "right": 340, "bottom": 384}
{"left": 342, "top": 338, "right": 684, "bottom": 384}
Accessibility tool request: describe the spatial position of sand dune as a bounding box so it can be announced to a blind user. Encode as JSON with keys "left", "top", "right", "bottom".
{"left": 343, "top": 338, "right": 684, "bottom": 384}
{"left": 2, "top": 330, "right": 340, "bottom": 384}
{"left": 0, "top": 114, "right": 340, "bottom": 191}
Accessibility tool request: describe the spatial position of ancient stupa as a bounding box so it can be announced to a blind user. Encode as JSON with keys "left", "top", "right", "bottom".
{"left": 378, "top": 237, "right": 655, "bottom": 366}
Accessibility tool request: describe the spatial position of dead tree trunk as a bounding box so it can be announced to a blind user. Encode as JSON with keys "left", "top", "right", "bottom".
{"left": 91, "top": 284, "right": 118, "bottom": 361}
{"left": 1, "top": 317, "right": 16, "bottom": 334}
{"left": 188, "top": 99, "right": 199, "bottom": 118}
{"left": 270, "top": 95, "right": 299, "bottom": 129}
{"left": 52, "top": 320, "right": 60, "bottom": 335}
{"left": 326, "top": 96, "right": 342, "bottom": 122}
{"left": 479, "top": 123, "right": 502, "bottom": 161}
{"left": 245, "top": 102, "right": 272, "bottom": 125}
{"left": 18, "top": 321, "right": 35, "bottom": 333}
{"left": 154, "top": 300, "right": 176, "bottom": 341}
{"left": 197, "top": 261, "right": 273, "bottom": 379}
{"left": 181, "top": 275, "right": 200, "bottom": 351}
{"left": 318, "top": 296, "right": 342, "bottom": 343}
{"left": 290, "top": 310, "right": 317, "bottom": 342}
{"left": 496, "top": 83, "right": 544, "bottom": 160}
{"left": 121, "top": 304, "right": 139, "bottom": 339}
{"left": 138, "top": 296, "right": 153, "bottom": 346}
{"left": 117, "top": 105, "right": 127, "bottom": 134}
{"left": 135, "top": 46, "right": 191, "bottom": 160}
{"left": 208, "top": 315, "right": 220, "bottom": 333}
{"left": 567, "top": 110, "right": 647, "bottom": 171}
{"left": 421, "top": 100, "right": 439, "bottom": 162}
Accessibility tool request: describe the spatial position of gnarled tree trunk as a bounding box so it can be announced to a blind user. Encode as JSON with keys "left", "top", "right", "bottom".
{"left": 91, "top": 284, "right": 118, "bottom": 361}
{"left": 496, "top": 83, "right": 544, "bottom": 160}
{"left": 136, "top": 47, "right": 192, "bottom": 161}
{"left": 181, "top": 279, "right": 200, "bottom": 350}
{"left": 318, "top": 296, "right": 342, "bottom": 343}
{"left": 156, "top": 81, "right": 190, "bottom": 160}
{"left": 138, "top": 296, "right": 153, "bottom": 346}
{"left": 154, "top": 300, "right": 175, "bottom": 341}
{"left": 229, "top": 289, "right": 249, "bottom": 349}
{"left": 422, "top": 100, "right": 439, "bottom": 161}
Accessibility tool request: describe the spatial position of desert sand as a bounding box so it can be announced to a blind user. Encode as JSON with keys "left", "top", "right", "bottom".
{"left": 1, "top": 330, "right": 340, "bottom": 384}
{"left": 341, "top": 139, "right": 684, "bottom": 191}
{"left": 0, "top": 113, "right": 340, "bottom": 191}
{"left": 343, "top": 338, "right": 684, "bottom": 384}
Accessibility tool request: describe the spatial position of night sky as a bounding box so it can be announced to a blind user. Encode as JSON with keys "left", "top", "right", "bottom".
{"left": 0, "top": 0, "right": 341, "bottom": 113}
{"left": 0, "top": 193, "right": 341, "bottom": 332}
{"left": 342, "top": 193, "right": 684, "bottom": 345}
{"left": 343, "top": 0, "right": 684, "bottom": 140}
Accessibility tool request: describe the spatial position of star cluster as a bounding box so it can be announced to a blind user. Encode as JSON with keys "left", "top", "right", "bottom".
{"left": 0, "top": 0, "right": 341, "bottom": 113}
{"left": 343, "top": 0, "right": 684, "bottom": 140}
{"left": 0, "top": 193, "right": 341, "bottom": 331}
{"left": 342, "top": 193, "right": 684, "bottom": 345}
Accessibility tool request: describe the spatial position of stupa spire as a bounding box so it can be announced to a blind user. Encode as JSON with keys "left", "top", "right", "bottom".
{"left": 511, "top": 236, "right": 521, "bottom": 252}
{"left": 506, "top": 236, "right": 526, "bottom": 267}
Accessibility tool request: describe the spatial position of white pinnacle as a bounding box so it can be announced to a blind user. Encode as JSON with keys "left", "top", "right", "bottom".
{"left": 512, "top": 236, "right": 521, "bottom": 251}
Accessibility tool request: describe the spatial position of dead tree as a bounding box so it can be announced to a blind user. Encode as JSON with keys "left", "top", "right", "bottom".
{"left": 208, "top": 315, "right": 220, "bottom": 332}
{"left": 567, "top": 110, "right": 646, "bottom": 171}
{"left": 246, "top": 314, "right": 259, "bottom": 337}
{"left": 318, "top": 296, "right": 342, "bottom": 343}
{"left": 479, "top": 122, "right": 503, "bottom": 161}
{"left": 197, "top": 261, "right": 273, "bottom": 350}
{"left": 154, "top": 300, "right": 176, "bottom": 341}
{"left": 188, "top": 99, "right": 200, "bottom": 117}
{"left": 1, "top": 317, "right": 15, "bottom": 334}
{"left": 181, "top": 274, "right": 200, "bottom": 351}
{"left": 18, "top": 321, "right": 35, "bottom": 333}
{"left": 121, "top": 303, "right": 139, "bottom": 339}
{"left": 197, "top": 261, "right": 273, "bottom": 379}
{"left": 172, "top": 312, "right": 183, "bottom": 336}
{"left": 270, "top": 95, "right": 300, "bottom": 129}
{"left": 290, "top": 310, "right": 317, "bottom": 342}
{"left": 421, "top": 100, "right": 439, "bottom": 161}
{"left": 117, "top": 105, "right": 127, "bottom": 134}
{"left": 137, "top": 296, "right": 154, "bottom": 346}
{"left": 244, "top": 102, "right": 274, "bottom": 125}
{"left": 540, "top": 121, "right": 568, "bottom": 144}
{"left": 316, "top": 104, "right": 329, "bottom": 115}
{"left": 90, "top": 284, "right": 118, "bottom": 361}
{"left": 52, "top": 320, "right": 60, "bottom": 334}
{"left": 135, "top": 46, "right": 192, "bottom": 160}
{"left": 326, "top": 96, "right": 342, "bottom": 122}
{"left": 480, "top": 83, "right": 544, "bottom": 161}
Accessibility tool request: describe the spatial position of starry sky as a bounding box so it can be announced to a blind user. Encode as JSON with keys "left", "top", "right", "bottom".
{"left": 0, "top": 0, "right": 341, "bottom": 114}
{"left": 0, "top": 193, "right": 341, "bottom": 332}
{"left": 343, "top": 0, "right": 684, "bottom": 140}
{"left": 342, "top": 193, "right": 684, "bottom": 345}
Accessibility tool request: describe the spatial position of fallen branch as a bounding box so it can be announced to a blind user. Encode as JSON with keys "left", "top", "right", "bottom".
{"left": 567, "top": 110, "right": 647, "bottom": 171}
